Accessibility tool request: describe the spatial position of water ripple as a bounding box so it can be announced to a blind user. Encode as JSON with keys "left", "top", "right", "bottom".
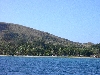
{"left": 0, "top": 57, "right": 100, "bottom": 75}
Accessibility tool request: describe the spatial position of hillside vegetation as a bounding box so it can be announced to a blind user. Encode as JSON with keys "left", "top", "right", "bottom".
{"left": 0, "top": 22, "right": 100, "bottom": 57}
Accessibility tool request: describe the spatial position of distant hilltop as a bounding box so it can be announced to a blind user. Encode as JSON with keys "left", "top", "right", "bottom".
{"left": 0, "top": 22, "right": 93, "bottom": 47}
{"left": 0, "top": 22, "right": 77, "bottom": 46}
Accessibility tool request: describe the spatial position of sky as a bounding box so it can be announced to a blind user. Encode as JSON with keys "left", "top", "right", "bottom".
{"left": 0, "top": 0, "right": 100, "bottom": 44}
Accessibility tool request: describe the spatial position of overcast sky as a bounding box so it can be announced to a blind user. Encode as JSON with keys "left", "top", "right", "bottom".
{"left": 0, "top": 0, "right": 100, "bottom": 44}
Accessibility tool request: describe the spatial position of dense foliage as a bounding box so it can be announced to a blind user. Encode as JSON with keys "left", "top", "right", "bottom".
{"left": 0, "top": 40, "right": 100, "bottom": 57}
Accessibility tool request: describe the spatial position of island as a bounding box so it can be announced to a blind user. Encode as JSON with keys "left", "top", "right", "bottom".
{"left": 0, "top": 22, "right": 100, "bottom": 58}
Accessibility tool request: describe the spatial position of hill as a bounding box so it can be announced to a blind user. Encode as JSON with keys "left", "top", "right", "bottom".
{"left": 0, "top": 22, "right": 98, "bottom": 57}
{"left": 0, "top": 22, "right": 82, "bottom": 46}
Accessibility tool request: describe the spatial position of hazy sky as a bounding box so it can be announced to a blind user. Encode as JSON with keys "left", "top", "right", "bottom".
{"left": 0, "top": 0, "right": 100, "bottom": 44}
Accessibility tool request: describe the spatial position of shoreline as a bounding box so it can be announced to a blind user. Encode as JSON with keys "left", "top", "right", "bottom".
{"left": 0, "top": 55, "right": 96, "bottom": 58}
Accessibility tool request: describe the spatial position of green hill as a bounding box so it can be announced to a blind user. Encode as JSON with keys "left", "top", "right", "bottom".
{"left": 0, "top": 22, "right": 82, "bottom": 46}
{"left": 0, "top": 22, "right": 99, "bottom": 57}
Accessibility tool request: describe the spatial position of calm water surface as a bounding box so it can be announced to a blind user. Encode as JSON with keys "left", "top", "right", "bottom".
{"left": 0, "top": 56, "right": 100, "bottom": 75}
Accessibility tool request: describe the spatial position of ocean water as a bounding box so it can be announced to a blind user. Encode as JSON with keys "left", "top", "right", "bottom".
{"left": 0, "top": 56, "right": 100, "bottom": 75}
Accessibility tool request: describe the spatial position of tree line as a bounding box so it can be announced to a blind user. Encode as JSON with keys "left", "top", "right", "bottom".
{"left": 0, "top": 40, "right": 100, "bottom": 57}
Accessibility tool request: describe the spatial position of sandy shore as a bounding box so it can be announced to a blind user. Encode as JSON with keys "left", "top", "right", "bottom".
{"left": 0, "top": 55, "right": 58, "bottom": 57}
{"left": 0, "top": 55, "right": 8, "bottom": 56}
{"left": 0, "top": 55, "right": 94, "bottom": 58}
{"left": 69, "top": 56, "right": 91, "bottom": 58}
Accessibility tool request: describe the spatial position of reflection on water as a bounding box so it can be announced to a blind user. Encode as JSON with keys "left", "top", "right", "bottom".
{"left": 0, "top": 56, "right": 100, "bottom": 75}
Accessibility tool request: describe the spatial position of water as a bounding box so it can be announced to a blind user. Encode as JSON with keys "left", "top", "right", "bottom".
{"left": 0, "top": 56, "right": 100, "bottom": 75}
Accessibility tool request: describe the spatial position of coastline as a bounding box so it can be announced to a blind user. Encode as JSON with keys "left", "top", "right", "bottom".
{"left": 0, "top": 55, "right": 95, "bottom": 58}
{"left": 0, "top": 55, "right": 8, "bottom": 56}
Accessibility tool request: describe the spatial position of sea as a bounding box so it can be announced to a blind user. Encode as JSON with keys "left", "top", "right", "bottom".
{"left": 0, "top": 56, "right": 100, "bottom": 75}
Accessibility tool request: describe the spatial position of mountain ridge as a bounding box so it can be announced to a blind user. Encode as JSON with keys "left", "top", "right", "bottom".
{"left": 0, "top": 22, "right": 84, "bottom": 46}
